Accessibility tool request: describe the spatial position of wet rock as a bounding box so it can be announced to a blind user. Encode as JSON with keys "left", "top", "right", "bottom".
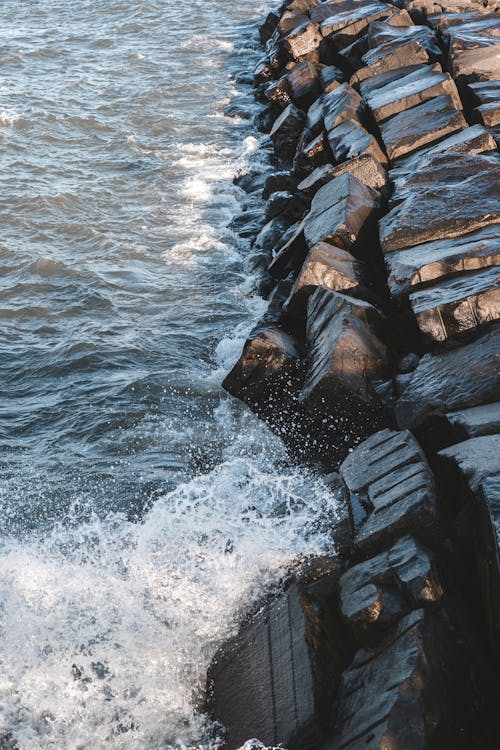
{"left": 363, "top": 65, "right": 462, "bottom": 123}
{"left": 263, "top": 171, "right": 299, "bottom": 199}
{"left": 320, "top": 2, "right": 394, "bottom": 47}
{"left": 336, "top": 34, "right": 370, "bottom": 71}
{"left": 327, "top": 118, "right": 388, "bottom": 165}
{"left": 284, "top": 20, "right": 323, "bottom": 60}
{"left": 299, "top": 289, "right": 390, "bottom": 454}
{"left": 385, "top": 223, "right": 500, "bottom": 297}
{"left": 222, "top": 326, "right": 305, "bottom": 423}
{"left": 265, "top": 191, "right": 307, "bottom": 222}
{"left": 282, "top": 242, "right": 368, "bottom": 324}
{"left": 322, "top": 83, "right": 362, "bottom": 133}
{"left": 267, "top": 219, "right": 308, "bottom": 280}
{"left": 303, "top": 172, "right": 379, "bottom": 250}
{"left": 340, "top": 428, "right": 439, "bottom": 553}
{"left": 207, "top": 566, "right": 343, "bottom": 750}
{"left": 287, "top": 61, "right": 321, "bottom": 107}
{"left": 351, "top": 40, "right": 430, "bottom": 87}
{"left": 366, "top": 21, "right": 442, "bottom": 59}
{"left": 326, "top": 608, "right": 457, "bottom": 750}
{"left": 254, "top": 215, "right": 291, "bottom": 254}
{"left": 380, "top": 93, "right": 467, "bottom": 161}
{"left": 468, "top": 79, "right": 500, "bottom": 106}
{"left": 395, "top": 325, "right": 500, "bottom": 429}
{"left": 358, "top": 62, "right": 441, "bottom": 100}
{"left": 264, "top": 77, "right": 292, "bottom": 109}
{"left": 259, "top": 10, "right": 280, "bottom": 44}
{"left": 380, "top": 153, "right": 500, "bottom": 252}
{"left": 474, "top": 101, "right": 500, "bottom": 128}
{"left": 441, "top": 401, "right": 500, "bottom": 441}
{"left": 301, "top": 154, "right": 388, "bottom": 194}
{"left": 319, "top": 65, "right": 345, "bottom": 93}
{"left": 339, "top": 535, "right": 442, "bottom": 637}
{"left": 409, "top": 266, "right": 500, "bottom": 345}
{"left": 270, "top": 104, "right": 306, "bottom": 160}
{"left": 293, "top": 130, "right": 331, "bottom": 177}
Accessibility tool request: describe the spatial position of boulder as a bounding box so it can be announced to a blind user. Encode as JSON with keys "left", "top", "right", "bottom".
{"left": 474, "top": 101, "right": 500, "bottom": 129}
{"left": 468, "top": 80, "right": 500, "bottom": 106}
{"left": 409, "top": 266, "right": 500, "bottom": 345}
{"left": 395, "top": 324, "right": 500, "bottom": 429}
{"left": 380, "top": 94, "right": 467, "bottom": 161}
{"left": 339, "top": 535, "right": 442, "bottom": 638}
{"left": 380, "top": 154, "right": 500, "bottom": 252}
{"left": 267, "top": 219, "right": 308, "bottom": 281}
{"left": 263, "top": 171, "right": 300, "bottom": 199}
{"left": 299, "top": 154, "right": 388, "bottom": 193}
{"left": 326, "top": 609, "right": 458, "bottom": 750}
{"left": 319, "top": 65, "right": 345, "bottom": 93}
{"left": 303, "top": 172, "right": 379, "bottom": 250}
{"left": 340, "top": 428, "right": 439, "bottom": 553}
{"left": 298, "top": 289, "right": 390, "bottom": 460}
{"left": 440, "top": 401, "right": 500, "bottom": 442}
{"left": 363, "top": 65, "right": 462, "bottom": 123}
{"left": 385, "top": 223, "right": 500, "bottom": 297}
{"left": 283, "top": 20, "right": 323, "bottom": 60}
{"left": 367, "top": 21, "right": 442, "bottom": 59}
{"left": 327, "top": 118, "right": 388, "bottom": 165}
{"left": 286, "top": 61, "right": 321, "bottom": 107}
{"left": 207, "top": 565, "right": 343, "bottom": 750}
{"left": 259, "top": 10, "right": 280, "bottom": 44}
{"left": 270, "top": 104, "right": 306, "bottom": 160}
{"left": 293, "top": 130, "right": 331, "bottom": 177}
{"left": 320, "top": 2, "right": 394, "bottom": 45}
{"left": 282, "top": 242, "right": 368, "bottom": 323}
{"left": 350, "top": 40, "right": 430, "bottom": 87}
{"left": 322, "top": 83, "right": 362, "bottom": 133}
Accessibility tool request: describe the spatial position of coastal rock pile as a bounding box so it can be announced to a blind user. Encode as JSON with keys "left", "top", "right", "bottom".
{"left": 210, "top": 0, "right": 500, "bottom": 748}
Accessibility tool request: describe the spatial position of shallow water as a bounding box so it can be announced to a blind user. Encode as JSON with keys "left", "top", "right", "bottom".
{"left": 0, "top": 2, "right": 339, "bottom": 748}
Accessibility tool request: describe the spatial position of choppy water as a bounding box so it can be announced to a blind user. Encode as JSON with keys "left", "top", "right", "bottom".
{"left": 0, "top": 2, "right": 339, "bottom": 748}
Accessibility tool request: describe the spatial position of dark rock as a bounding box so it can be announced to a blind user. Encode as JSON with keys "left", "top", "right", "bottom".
{"left": 395, "top": 324, "right": 500, "bottom": 429}
{"left": 255, "top": 215, "right": 291, "bottom": 253}
{"left": 380, "top": 153, "right": 500, "bottom": 252}
{"left": 278, "top": 11, "right": 310, "bottom": 37}
{"left": 380, "top": 93, "right": 467, "bottom": 161}
{"left": 336, "top": 34, "right": 370, "bottom": 70}
{"left": 286, "top": 61, "right": 321, "bottom": 107}
{"left": 207, "top": 566, "right": 343, "bottom": 750}
{"left": 363, "top": 64, "right": 462, "bottom": 123}
{"left": 293, "top": 130, "right": 331, "bottom": 177}
{"left": 222, "top": 326, "right": 304, "bottom": 422}
{"left": 267, "top": 219, "right": 308, "bottom": 280}
{"left": 270, "top": 103, "right": 306, "bottom": 159}
{"left": 300, "top": 154, "right": 388, "bottom": 193}
{"left": 326, "top": 608, "right": 458, "bottom": 750}
{"left": 259, "top": 10, "right": 280, "bottom": 44}
{"left": 264, "top": 77, "right": 292, "bottom": 108}
{"left": 385, "top": 223, "right": 500, "bottom": 297}
{"left": 327, "top": 118, "right": 388, "bottom": 165}
{"left": 366, "top": 20, "right": 442, "bottom": 59}
{"left": 282, "top": 242, "right": 368, "bottom": 323}
{"left": 474, "top": 101, "right": 500, "bottom": 129}
{"left": 284, "top": 20, "right": 323, "bottom": 60}
{"left": 263, "top": 171, "right": 299, "bottom": 199}
{"left": 441, "top": 401, "right": 500, "bottom": 441}
{"left": 468, "top": 79, "right": 500, "bottom": 106}
{"left": 339, "top": 535, "right": 442, "bottom": 637}
{"left": 351, "top": 40, "right": 430, "bottom": 87}
{"left": 409, "top": 266, "right": 500, "bottom": 345}
{"left": 322, "top": 83, "right": 362, "bottom": 133}
{"left": 229, "top": 209, "right": 266, "bottom": 239}
{"left": 340, "top": 428, "right": 439, "bottom": 553}
{"left": 319, "top": 65, "right": 345, "bottom": 93}
{"left": 303, "top": 172, "right": 379, "bottom": 250}
{"left": 320, "top": 2, "right": 393, "bottom": 46}
{"left": 398, "top": 352, "right": 420, "bottom": 373}
{"left": 299, "top": 288, "right": 390, "bottom": 455}
{"left": 358, "top": 62, "right": 441, "bottom": 100}
{"left": 265, "top": 190, "right": 308, "bottom": 222}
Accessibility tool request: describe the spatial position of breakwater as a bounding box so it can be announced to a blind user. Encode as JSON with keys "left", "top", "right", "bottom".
{"left": 208, "top": 1, "right": 500, "bottom": 748}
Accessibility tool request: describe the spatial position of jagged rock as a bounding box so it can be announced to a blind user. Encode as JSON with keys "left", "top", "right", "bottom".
{"left": 322, "top": 83, "right": 362, "bottom": 133}
{"left": 336, "top": 34, "right": 370, "bottom": 70}
{"left": 351, "top": 40, "right": 430, "bottom": 87}
{"left": 263, "top": 171, "right": 299, "bottom": 199}
{"left": 438, "top": 436, "right": 500, "bottom": 655}
{"left": 264, "top": 77, "right": 292, "bottom": 109}
{"left": 446, "top": 19, "right": 500, "bottom": 85}
{"left": 320, "top": 2, "right": 394, "bottom": 46}
{"left": 265, "top": 190, "right": 308, "bottom": 222}
{"left": 267, "top": 219, "right": 308, "bottom": 280}
{"left": 468, "top": 79, "right": 500, "bottom": 106}
{"left": 475, "top": 101, "right": 500, "bottom": 128}
{"left": 270, "top": 104, "right": 306, "bottom": 159}
{"left": 283, "top": 20, "right": 323, "bottom": 60}
{"left": 299, "top": 154, "right": 388, "bottom": 193}
{"left": 286, "top": 61, "right": 321, "bottom": 107}
{"left": 282, "top": 242, "right": 367, "bottom": 323}
{"left": 328, "top": 118, "right": 388, "bottom": 165}
{"left": 395, "top": 325, "right": 500, "bottom": 429}
{"left": 380, "top": 153, "right": 500, "bottom": 252}
{"left": 255, "top": 215, "right": 291, "bottom": 254}
{"left": 259, "top": 10, "right": 280, "bottom": 44}
{"left": 303, "top": 172, "right": 379, "bottom": 250}
{"left": 358, "top": 62, "right": 437, "bottom": 99}
{"left": 326, "top": 609, "right": 458, "bottom": 750}
{"left": 409, "top": 266, "right": 500, "bottom": 345}
{"left": 380, "top": 94, "right": 467, "bottom": 161}
{"left": 389, "top": 124, "right": 497, "bottom": 189}
{"left": 340, "top": 428, "right": 439, "bottom": 553}
{"left": 207, "top": 564, "right": 343, "bottom": 750}
{"left": 222, "top": 326, "right": 304, "bottom": 426}
{"left": 298, "top": 289, "right": 390, "bottom": 456}
{"left": 440, "top": 401, "right": 500, "bottom": 442}
{"left": 319, "top": 65, "right": 345, "bottom": 93}
{"left": 339, "top": 535, "right": 442, "bottom": 637}
{"left": 293, "top": 130, "right": 331, "bottom": 176}
{"left": 385, "top": 224, "right": 500, "bottom": 297}
{"left": 363, "top": 65, "right": 462, "bottom": 123}
{"left": 367, "top": 20, "right": 442, "bottom": 59}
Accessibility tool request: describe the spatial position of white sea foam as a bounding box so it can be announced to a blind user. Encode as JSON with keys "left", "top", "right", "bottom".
{"left": 0, "top": 421, "right": 338, "bottom": 749}
{"left": 0, "top": 109, "right": 19, "bottom": 126}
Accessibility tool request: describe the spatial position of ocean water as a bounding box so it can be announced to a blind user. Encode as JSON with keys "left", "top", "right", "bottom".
{"left": 0, "top": 2, "right": 339, "bottom": 748}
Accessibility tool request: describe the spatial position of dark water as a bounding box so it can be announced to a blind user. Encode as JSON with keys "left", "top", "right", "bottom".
{"left": 0, "top": 2, "right": 338, "bottom": 747}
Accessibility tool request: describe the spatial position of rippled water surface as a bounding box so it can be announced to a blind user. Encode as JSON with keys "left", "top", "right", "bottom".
{"left": 0, "top": 2, "right": 338, "bottom": 748}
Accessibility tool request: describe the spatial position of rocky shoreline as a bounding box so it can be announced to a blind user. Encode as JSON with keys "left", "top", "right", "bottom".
{"left": 207, "top": 1, "right": 499, "bottom": 748}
